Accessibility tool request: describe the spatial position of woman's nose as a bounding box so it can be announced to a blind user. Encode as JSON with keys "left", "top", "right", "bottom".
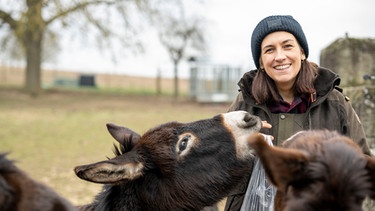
{"left": 274, "top": 49, "right": 286, "bottom": 61}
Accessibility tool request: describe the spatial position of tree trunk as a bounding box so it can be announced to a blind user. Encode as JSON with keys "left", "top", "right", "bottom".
{"left": 25, "top": 36, "right": 42, "bottom": 96}
{"left": 173, "top": 61, "right": 179, "bottom": 100}
{"left": 23, "top": 0, "right": 44, "bottom": 97}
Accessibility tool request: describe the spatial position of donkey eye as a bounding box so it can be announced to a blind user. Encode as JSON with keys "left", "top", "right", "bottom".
{"left": 176, "top": 133, "right": 196, "bottom": 157}
{"left": 179, "top": 137, "right": 189, "bottom": 151}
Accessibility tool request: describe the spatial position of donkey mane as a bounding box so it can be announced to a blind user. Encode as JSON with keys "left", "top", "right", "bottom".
{"left": 0, "top": 153, "right": 16, "bottom": 173}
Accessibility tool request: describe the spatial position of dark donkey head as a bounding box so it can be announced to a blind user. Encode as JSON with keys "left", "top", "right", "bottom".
{"left": 248, "top": 130, "right": 375, "bottom": 211}
{"left": 74, "top": 111, "right": 262, "bottom": 211}
{"left": 0, "top": 153, "right": 76, "bottom": 211}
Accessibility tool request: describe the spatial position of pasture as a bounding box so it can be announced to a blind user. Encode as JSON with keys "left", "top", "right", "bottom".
{"left": 0, "top": 86, "right": 230, "bottom": 208}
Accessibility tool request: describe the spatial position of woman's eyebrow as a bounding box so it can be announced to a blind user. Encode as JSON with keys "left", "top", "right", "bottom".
{"left": 262, "top": 39, "right": 296, "bottom": 51}
{"left": 282, "top": 39, "right": 295, "bottom": 44}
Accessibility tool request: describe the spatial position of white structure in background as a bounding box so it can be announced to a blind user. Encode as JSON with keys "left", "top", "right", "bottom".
{"left": 189, "top": 57, "right": 243, "bottom": 103}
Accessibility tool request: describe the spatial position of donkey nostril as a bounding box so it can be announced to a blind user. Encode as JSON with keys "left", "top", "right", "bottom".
{"left": 244, "top": 113, "right": 255, "bottom": 123}
{"left": 243, "top": 113, "right": 258, "bottom": 127}
{"left": 243, "top": 113, "right": 251, "bottom": 122}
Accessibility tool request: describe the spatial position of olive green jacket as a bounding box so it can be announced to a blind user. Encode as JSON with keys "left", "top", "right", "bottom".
{"left": 224, "top": 67, "right": 371, "bottom": 211}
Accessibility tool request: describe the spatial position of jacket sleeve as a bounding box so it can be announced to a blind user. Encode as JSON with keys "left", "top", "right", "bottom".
{"left": 344, "top": 97, "right": 372, "bottom": 156}
{"left": 228, "top": 92, "right": 245, "bottom": 112}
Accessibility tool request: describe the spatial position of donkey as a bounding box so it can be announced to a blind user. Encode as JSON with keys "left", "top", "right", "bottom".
{"left": 248, "top": 130, "right": 375, "bottom": 211}
{"left": 0, "top": 153, "right": 76, "bottom": 211}
{"left": 74, "top": 111, "right": 262, "bottom": 211}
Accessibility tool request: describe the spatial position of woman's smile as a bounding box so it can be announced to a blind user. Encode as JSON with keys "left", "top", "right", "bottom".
{"left": 274, "top": 64, "right": 291, "bottom": 71}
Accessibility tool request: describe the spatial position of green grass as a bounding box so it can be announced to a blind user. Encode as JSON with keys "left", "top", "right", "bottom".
{"left": 43, "top": 81, "right": 189, "bottom": 97}
{"left": 0, "top": 87, "right": 229, "bottom": 205}
{"left": 46, "top": 86, "right": 172, "bottom": 96}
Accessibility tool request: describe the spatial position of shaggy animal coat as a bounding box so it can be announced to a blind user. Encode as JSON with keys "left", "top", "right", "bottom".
{"left": 0, "top": 153, "right": 76, "bottom": 211}
{"left": 249, "top": 130, "right": 375, "bottom": 211}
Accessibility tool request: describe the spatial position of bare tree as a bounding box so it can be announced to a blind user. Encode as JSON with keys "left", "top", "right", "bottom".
{"left": 155, "top": 1, "right": 206, "bottom": 99}
{"left": 0, "top": 0, "right": 175, "bottom": 96}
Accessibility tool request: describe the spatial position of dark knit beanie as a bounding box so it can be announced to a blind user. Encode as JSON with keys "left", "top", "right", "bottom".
{"left": 251, "top": 15, "right": 309, "bottom": 69}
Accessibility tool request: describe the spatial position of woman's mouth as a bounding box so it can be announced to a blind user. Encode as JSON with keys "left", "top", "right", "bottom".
{"left": 274, "top": 64, "right": 291, "bottom": 70}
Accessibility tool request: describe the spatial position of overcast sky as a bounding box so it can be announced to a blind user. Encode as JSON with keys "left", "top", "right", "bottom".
{"left": 50, "top": 0, "right": 375, "bottom": 78}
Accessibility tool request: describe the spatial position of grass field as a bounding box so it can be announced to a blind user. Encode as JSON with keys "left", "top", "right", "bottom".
{"left": 0, "top": 86, "right": 230, "bottom": 207}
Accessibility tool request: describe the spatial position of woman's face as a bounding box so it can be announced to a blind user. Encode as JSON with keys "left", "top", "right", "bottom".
{"left": 260, "top": 31, "right": 306, "bottom": 88}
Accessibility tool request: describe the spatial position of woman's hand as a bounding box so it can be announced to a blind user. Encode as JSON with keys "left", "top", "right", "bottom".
{"left": 262, "top": 121, "right": 272, "bottom": 129}
{"left": 261, "top": 121, "right": 274, "bottom": 141}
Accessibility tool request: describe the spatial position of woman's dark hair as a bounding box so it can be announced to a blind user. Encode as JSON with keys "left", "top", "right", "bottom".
{"left": 251, "top": 60, "right": 318, "bottom": 104}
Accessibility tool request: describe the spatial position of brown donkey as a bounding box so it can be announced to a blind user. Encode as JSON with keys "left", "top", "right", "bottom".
{"left": 249, "top": 130, "right": 375, "bottom": 211}
{"left": 0, "top": 153, "right": 76, "bottom": 211}
{"left": 74, "top": 111, "right": 262, "bottom": 211}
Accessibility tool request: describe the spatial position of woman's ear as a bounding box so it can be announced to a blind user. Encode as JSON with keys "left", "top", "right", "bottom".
{"left": 259, "top": 59, "right": 264, "bottom": 70}
{"left": 301, "top": 52, "right": 306, "bottom": 60}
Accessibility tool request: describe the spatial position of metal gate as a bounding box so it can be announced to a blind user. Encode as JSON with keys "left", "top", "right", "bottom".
{"left": 190, "top": 62, "right": 243, "bottom": 103}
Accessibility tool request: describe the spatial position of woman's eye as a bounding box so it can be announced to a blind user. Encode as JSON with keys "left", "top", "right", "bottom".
{"left": 264, "top": 48, "right": 273, "bottom": 53}
{"left": 284, "top": 44, "right": 293, "bottom": 49}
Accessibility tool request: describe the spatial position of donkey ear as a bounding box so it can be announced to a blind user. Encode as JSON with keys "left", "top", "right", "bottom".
{"left": 74, "top": 153, "right": 144, "bottom": 184}
{"left": 248, "top": 133, "right": 309, "bottom": 190}
{"left": 365, "top": 155, "right": 375, "bottom": 199}
{"left": 106, "top": 123, "right": 141, "bottom": 147}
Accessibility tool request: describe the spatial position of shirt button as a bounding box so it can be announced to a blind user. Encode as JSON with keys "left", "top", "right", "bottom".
{"left": 280, "top": 114, "right": 286, "bottom": 120}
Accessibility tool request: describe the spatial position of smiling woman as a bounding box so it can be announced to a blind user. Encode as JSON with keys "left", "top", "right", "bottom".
{"left": 224, "top": 15, "right": 372, "bottom": 211}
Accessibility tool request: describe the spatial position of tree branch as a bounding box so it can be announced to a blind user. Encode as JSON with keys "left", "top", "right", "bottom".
{"left": 0, "top": 9, "right": 18, "bottom": 30}
{"left": 45, "top": 0, "right": 118, "bottom": 25}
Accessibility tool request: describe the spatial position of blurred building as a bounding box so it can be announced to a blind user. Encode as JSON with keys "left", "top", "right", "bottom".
{"left": 189, "top": 57, "right": 243, "bottom": 103}
{"left": 320, "top": 34, "right": 375, "bottom": 86}
{"left": 320, "top": 34, "right": 375, "bottom": 152}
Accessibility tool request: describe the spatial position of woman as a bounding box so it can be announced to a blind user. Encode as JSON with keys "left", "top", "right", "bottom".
{"left": 224, "top": 15, "right": 372, "bottom": 211}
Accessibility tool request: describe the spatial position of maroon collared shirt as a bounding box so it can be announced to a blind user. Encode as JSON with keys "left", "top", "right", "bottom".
{"left": 268, "top": 94, "right": 311, "bottom": 114}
